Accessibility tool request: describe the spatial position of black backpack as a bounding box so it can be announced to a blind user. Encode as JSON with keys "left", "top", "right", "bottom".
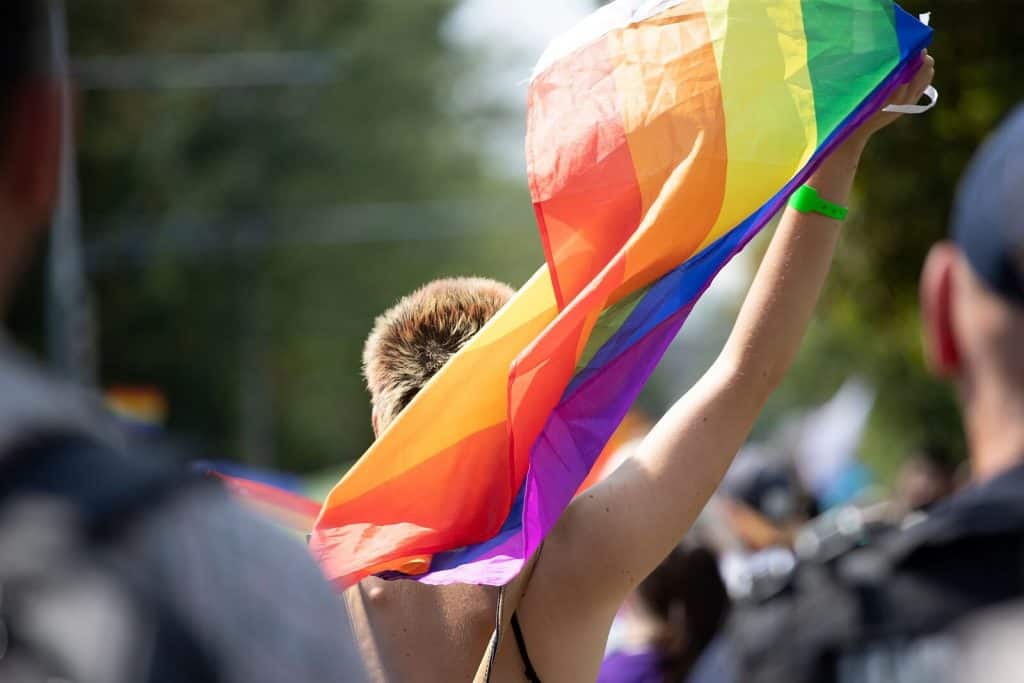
{"left": 730, "top": 468, "right": 1024, "bottom": 683}
{"left": 0, "top": 434, "right": 219, "bottom": 682}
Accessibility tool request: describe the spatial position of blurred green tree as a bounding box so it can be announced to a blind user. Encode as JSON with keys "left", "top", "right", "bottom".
{"left": 45, "top": 1, "right": 540, "bottom": 473}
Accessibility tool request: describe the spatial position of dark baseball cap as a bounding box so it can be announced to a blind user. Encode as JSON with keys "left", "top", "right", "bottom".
{"left": 951, "top": 104, "right": 1024, "bottom": 307}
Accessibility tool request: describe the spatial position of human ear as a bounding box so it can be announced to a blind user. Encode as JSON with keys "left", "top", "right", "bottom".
{"left": 920, "top": 242, "right": 961, "bottom": 377}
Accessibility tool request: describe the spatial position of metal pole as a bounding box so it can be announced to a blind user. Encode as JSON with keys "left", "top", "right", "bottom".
{"left": 46, "top": 0, "right": 97, "bottom": 386}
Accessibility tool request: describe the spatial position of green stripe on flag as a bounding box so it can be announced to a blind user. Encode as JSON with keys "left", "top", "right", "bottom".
{"left": 575, "top": 286, "right": 650, "bottom": 371}
{"left": 802, "top": 0, "right": 901, "bottom": 145}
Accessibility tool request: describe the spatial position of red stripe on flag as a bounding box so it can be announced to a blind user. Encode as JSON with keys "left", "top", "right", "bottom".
{"left": 218, "top": 474, "right": 321, "bottom": 531}
{"left": 527, "top": 38, "right": 643, "bottom": 310}
{"left": 311, "top": 423, "right": 509, "bottom": 581}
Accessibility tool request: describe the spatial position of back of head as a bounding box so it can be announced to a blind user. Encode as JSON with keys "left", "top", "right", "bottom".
{"left": 637, "top": 545, "right": 730, "bottom": 682}
{"left": 721, "top": 460, "right": 811, "bottom": 528}
{"left": 921, "top": 105, "right": 1024, "bottom": 482}
{"left": 923, "top": 105, "right": 1024, "bottom": 394}
{"left": 363, "top": 277, "right": 514, "bottom": 433}
{"left": 951, "top": 105, "right": 1024, "bottom": 312}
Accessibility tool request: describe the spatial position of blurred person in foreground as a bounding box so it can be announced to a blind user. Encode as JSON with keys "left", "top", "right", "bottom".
{"left": 730, "top": 105, "right": 1024, "bottom": 683}
{"left": 0, "top": 4, "right": 364, "bottom": 681}
{"left": 345, "top": 58, "right": 935, "bottom": 682}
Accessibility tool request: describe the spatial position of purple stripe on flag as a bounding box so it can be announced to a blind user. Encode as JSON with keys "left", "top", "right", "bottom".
{"left": 522, "top": 305, "right": 692, "bottom": 552}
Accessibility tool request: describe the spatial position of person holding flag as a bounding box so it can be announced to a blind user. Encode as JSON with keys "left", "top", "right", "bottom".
{"left": 343, "top": 47, "right": 936, "bottom": 683}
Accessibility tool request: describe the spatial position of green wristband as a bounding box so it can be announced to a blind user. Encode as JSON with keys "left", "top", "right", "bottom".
{"left": 787, "top": 185, "right": 848, "bottom": 221}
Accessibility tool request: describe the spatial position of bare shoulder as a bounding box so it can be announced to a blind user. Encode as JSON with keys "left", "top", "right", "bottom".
{"left": 351, "top": 577, "right": 498, "bottom": 683}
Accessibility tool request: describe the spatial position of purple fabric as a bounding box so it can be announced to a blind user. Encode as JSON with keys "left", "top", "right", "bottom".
{"left": 598, "top": 650, "right": 664, "bottom": 683}
{"left": 522, "top": 307, "right": 691, "bottom": 555}
{"left": 419, "top": 486, "right": 526, "bottom": 585}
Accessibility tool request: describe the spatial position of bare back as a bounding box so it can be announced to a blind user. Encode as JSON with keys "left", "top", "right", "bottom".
{"left": 346, "top": 578, "right": 497, "bottom": 682}
{"left": 347, "top": 549, "right": 621, "bottom": 683}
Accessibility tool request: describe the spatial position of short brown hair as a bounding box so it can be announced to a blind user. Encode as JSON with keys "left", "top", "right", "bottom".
{"left": 363, "top": 277, "right": 514, "bottom": 432}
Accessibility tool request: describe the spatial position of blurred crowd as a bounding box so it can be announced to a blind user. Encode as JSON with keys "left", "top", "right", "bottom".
{"left": 596, "top": 437, "right": 973, "bottom": 683}
{"left": 3, "top": 2, "right": 1024, "bottom": 683}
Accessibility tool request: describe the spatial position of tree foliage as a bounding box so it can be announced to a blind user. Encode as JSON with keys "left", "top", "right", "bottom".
{"left": 11, "top": 1, "right": 1023, "bottom": 483}
{"left": 52, "top": 1, "right": 540, "bottom": 472}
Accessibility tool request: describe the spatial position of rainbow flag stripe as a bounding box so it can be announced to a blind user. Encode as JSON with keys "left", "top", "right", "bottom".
{"left": 310, "top": 0, "right": 931, "bottom": 587}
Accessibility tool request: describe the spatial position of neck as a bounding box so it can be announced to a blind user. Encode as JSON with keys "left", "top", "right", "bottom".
{"left": 0, "top": 205, "right": 33, "bottom": 317}
{"left": 961, "top": 375, "right": 1024, "bottom": 482}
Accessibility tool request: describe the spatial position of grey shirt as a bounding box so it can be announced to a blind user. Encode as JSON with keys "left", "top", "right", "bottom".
{"left": 0, "top": 337, "right": 366, "bottom": 682}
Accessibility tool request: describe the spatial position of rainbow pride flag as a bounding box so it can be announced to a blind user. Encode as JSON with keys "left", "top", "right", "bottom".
{"left": 310, "top": 0, "right": 932, "bottom": 587}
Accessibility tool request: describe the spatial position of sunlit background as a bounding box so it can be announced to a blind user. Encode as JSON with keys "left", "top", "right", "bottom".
{"left": 10, "top": 1, "right": 1022, "bottom": 496}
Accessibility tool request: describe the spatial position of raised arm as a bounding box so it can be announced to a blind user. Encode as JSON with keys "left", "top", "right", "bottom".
{"left": 537, "top": 55, "right": 935, "bottom": 611}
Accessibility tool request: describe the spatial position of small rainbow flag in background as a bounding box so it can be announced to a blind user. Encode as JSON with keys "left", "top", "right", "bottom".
{"left": 105, "top": 386, "right": 168, "bottom": 432}
{"left": 309, "top": 0, "right": 932, "bottom": 587}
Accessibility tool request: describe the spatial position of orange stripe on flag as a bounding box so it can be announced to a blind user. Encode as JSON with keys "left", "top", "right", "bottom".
{"left": 312, "top": 423, "right": 509, "bottom": 580}
{"left": 611, "top": 0, "right": 729, "bottom": 298}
